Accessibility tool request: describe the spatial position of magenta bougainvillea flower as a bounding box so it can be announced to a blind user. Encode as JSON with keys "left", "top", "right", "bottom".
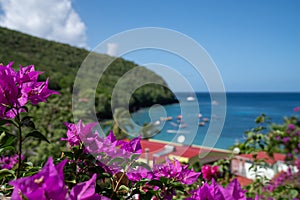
{"left": 186, "top": 178, "right": 246, "bottom": 200}
{"left": 226, "top": 178, "right": 247, "bottom": 199}
{"left": 294, "top": 106, "right": 300, "bottom": 112}
{"left": 9, "top": 157, "right": 69, "bottom": 200}
{"left": 9, "top": 157, "right": 103, "bottom": 200}
{"left": 0, "top": 77, "right": 18, "bottom": 118}
{"left": 88, "top": 131, "right": 142, "bottom": 173}
{"left": 0, "top": 63, "right": 19, "bottom": 118}
{"left": 127, "top": 166, "right": 154, "bottom": 182}
{"left": 16, "top": 64, "right": 58, "bottom": 105}
{"left": 0, "top": 154, "right": 23, "bottom": 170}
{"left": 127, "top": 158, "right": 200, "bottom": 200}
{"left": 16, "top": 64, "right": 42, "bottom": 84}
{"left": 153, "top": 158, "right": 200, "bottom": 184}
{"left": 118, "top": 136, "right": 142, "bottom": 154}
{"left": 0, "top": 62, "right": 58, "bottom": 119}
{"left": 62, "top": 123, "right": 142, "bottom": 174}
{"left": 61, "top": 120, "right": 97, "bottom": 147}
{"left": 69, "top": 174, "right": 106, "bottom": 200}
{"left": 104, "top": 131, "right": 142, "bottom": 154}
{"left": 127, "top": 157, "right": 200, "bottom": 185}
{"left": 201, "top": 165, "right": 220, "bottom": 181}
{"left": 287, "top": 124, "right": 296, "bottom": 131}
{"left": 23, "top": 79, "right": 58, "bottom": 105}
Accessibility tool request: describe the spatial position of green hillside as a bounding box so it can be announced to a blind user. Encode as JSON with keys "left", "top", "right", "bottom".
{"left": 0, "top": 27, "right": 177, "bottom": 119}
{"left": 0, "top": 27, "right": 177, "bottom": 162}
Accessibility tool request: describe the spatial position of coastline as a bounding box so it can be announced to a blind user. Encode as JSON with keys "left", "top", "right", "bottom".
{"left": 138, "top": 138, "right": 231, "bottom": 167}
{"left": 132, "top": 92, "right": 300, "bottom": 150}
{"left": 148, "top": 138, "right": 231, "bottom": 152}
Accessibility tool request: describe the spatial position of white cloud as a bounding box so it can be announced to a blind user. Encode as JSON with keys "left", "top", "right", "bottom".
{"left": 106, "top": 43, "right": 118, "bottom": 56}
{"left": 0, "top": 0, "right": 87, "bottom": 48}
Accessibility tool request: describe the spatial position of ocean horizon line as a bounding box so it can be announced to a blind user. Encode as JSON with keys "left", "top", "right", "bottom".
{"left": 174, "top": 91, "right": 300, "bottom": 94}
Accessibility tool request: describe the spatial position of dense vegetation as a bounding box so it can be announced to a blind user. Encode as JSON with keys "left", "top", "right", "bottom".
{"left": 0, "top": 26, "right": 177, "bottom": 120}
{"left": 0, "top": 27, "right": 177, "bottom": 162}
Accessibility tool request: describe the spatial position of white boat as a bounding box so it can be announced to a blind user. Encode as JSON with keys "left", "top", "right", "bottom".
{"left": 212, "top": 100, "right": 219, "bottom": 105}
{"left": 202, "top": 117, "right": 209, "bottom": 122}
{"left": 167, "top": 130, "right": 190, "bottom": 134}
{"left": 186, "top": 96, "right": 195, "bottom": 101}
{"left": 153, "top": 120, "right": 161, "bottom": 126}
{"left": 160, "top": 116, "right": 173, "bottom": 121}
{"left": 199, "top": 122, "right": 206, "bottom": 126}
{"left": 179, "top": 123, "right": 187, "bottom": 128}
{"left": 177, "top": 115, "right": 182, "bottom": 119}
{"left": 170, "top": 122, "right": 178, "bottom": 127}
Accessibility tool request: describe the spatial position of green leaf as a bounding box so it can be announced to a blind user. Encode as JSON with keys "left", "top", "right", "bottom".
{"left": 118, "top": 185, "right": 129, "bottom": 192}
{"left": 74, "top": 148, "right": 83, "bottom": 159}
{"left": 0, "top": 133, "right": 16, "bottom": 148}
{"left": 0, "top": 168, "right": 15, "bottom": 179}
{"left": 71, "top": 145, "right": 80, "bottom": 151}
{"left": 148, "top": 180, "right": 163, "bottom": 189}
{"left": 21, "top": 106, "right": 29, "bottom": 113}
{"left": 21, "top": 116, "right": 35, "bottom": 129}
{"left": 24, "top": 161, "right": 33, "bottom": 168}
{"left": 0, "top": 145, "right": 15, "bottom": 154}
{"left": 24, "top": 130, "right": 49, "bottom": 143}
{"left": 290, "top": 189, "right": 298, "bottom": 198}
{"left": 23, "top": 168, "right": 41, "bottom": 176}
{"left": 171, "top": 183, "right": 185, "bottom": 192}
{"left": 100, "top": 172, "right": 112, "bottom": 178}
{"left": 134, "top": 179, "right": 151, "bottom": 187}
{"left": 140, "top": 191, "right": 155, "bottom": 200}
{"left": 62, "top": 151, "right": 74, "bottom": 158}
{"left": 107, "top": 157, "right": 125, "bottom": 165}
{"left": 159, "top": 176, "right": 169, "bottom": 184}
{"left": 0, "top": 126, "right": 9, "bottom": 132}
{"left": 131, "top": 161, "right": 151, "bottom": 171}
{"left": 255, "top": 114, "right": 265, "bottom": 124}
{"left": 0, "top": 119, "right": 13, "bottom": 126}
{"left": 130, "top": 153, "right": 140, "bottom": 161}
{"left": 21, "top": 116, "right": 33, "bottom": 121}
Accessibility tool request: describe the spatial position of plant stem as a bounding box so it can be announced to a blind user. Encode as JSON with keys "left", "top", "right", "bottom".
{"left": 16, "top": 114, "right": 22, "bottom": 178}
{"left": 113, "top": 172, "right": 126, "bottom": 193}
{"left": 111, "top": 160, "right": 135, "bottom": 198}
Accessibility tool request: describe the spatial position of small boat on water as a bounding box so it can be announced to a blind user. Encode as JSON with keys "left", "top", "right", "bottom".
{"left": 179, "top": 123, "right": 187, "bottom": 128}
{"left": 160, "top": 116, "right": 173, "bottom": 121}
{"left": 202, "top": 117, "right": 209, "bottom": 122}
{"left": 186, "top": 96, "right": 195, "bottom": 101}
{"left": 153, "top": 120, "right": 161, "bottom": 126}
{"left": 199, "top": 122, "right": 206, "bottom": 126}
{"left": 212, "top": 100, "right": 219, "bottom": 105}
{"left": 170, "top": 122, "right": 178, "bottom": 127}
{"left": 167, "top": 130, "right": 190, "bottom": 134}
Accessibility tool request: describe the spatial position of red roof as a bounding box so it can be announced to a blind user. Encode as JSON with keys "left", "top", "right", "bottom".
{"left": 139, "top": 139, "right": 230, "bottom": 164}
{"left": 235, "top": 176, "right": 253, "bottom": 187}
{"left": 238, "top": 151, "right": 286, "bottom": 165}
{"left": 140, "top": 139, "right": 199, "bottom": 160}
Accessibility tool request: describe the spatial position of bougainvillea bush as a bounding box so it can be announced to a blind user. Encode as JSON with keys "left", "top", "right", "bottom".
{"left": 0, "top": 61, "right": 299, "bottom": 199}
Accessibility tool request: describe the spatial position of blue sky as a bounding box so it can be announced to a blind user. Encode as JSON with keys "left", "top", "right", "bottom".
{"left": 0, "top": 0, "right": 299, "bottom": 92}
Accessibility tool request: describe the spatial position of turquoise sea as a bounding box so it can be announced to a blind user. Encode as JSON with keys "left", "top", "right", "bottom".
{"left": 131, "top": 93, "right": 300, "bottom": 150}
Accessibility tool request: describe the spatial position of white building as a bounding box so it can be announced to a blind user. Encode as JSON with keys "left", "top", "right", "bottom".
{"left": 231, "top": 151, "right": 296, "bottom": 180}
